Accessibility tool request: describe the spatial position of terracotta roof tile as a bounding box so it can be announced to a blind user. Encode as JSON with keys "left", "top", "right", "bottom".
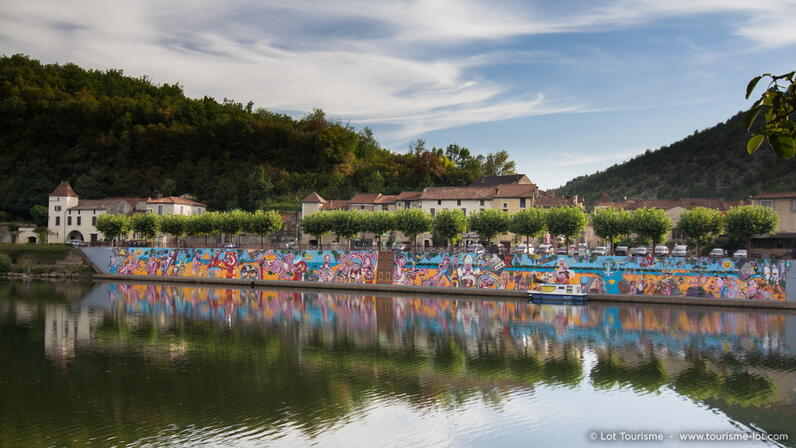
{"left": 349, "top": 193, "right": 382, "bottom": 203}
{"left": 322, "top": 200, "right": 350, "bottom": 210}
{"left": 469, "top": 174, "right": 532, "bottom": 187}
{"left": 494, "top": 184, "right": 537, "bottom": 197}
{"left": 419, "top": 187, "right": 495, "bottom": 200}
{"left": 752, "top": 191, "right": 796, "bottom": 199}
{"left": 374, "top": 195, "right": 398, "bottom": 204}
{"left": 146, "top": 196, "right": 206, "bottom": 207}
{"left": 301, "top": 192, "right": 326, "bottom": 203}
{"left": 50, "top": 181, "right": 78, "bottom": 197}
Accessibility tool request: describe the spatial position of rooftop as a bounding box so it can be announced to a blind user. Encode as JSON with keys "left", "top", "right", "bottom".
{"left": 50, "top": 181, "right": 78, "bottom": 197}
{"left": 301, "top": 192, "right": 326, "bottom": 203}
{"left": 419, "top": 187, "right": 495, "bottom": 200}
{"left": 68, "top": 197, "right": 145, "bottom": 211}
{"left": 146, "top": 196, "right": 206, "bottom": 207}
{"left": 348, "top": 193, "right": 382, "bottom": 204}
{"left": 752, "top": 191, "right": 796, "bottom": 199}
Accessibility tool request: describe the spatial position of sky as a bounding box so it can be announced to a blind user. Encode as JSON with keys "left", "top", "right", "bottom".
{"left": 1, "top": 1, "right": 795, "bottom": 189}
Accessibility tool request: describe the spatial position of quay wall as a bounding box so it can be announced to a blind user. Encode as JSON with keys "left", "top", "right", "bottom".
{"left": 81, "top": 247, "right": 794, "bottom": 305}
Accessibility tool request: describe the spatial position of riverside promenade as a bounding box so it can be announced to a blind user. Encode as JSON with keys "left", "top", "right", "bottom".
{"left": 81, "top": 247, "right": 796, "bottom": 310}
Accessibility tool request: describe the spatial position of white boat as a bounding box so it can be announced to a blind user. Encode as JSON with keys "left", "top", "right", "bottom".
{"left": 527, "top": 283, "right": 588, "bottom": 303}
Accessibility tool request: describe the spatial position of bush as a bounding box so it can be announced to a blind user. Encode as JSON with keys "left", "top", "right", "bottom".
{"left": 0, "top": 254, "right": 11, "bottom": 273}
{"left": 0, "top": 243, "right": 71, "bottom": 264}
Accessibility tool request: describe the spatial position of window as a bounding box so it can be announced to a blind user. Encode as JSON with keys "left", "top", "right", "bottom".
{"left": 55, "top": 217, "right": 60, "bottom": 226}
{"left": 461, "top": 208, "right": 466, "bottom": 214}
{"left": 480, "top": 200, "right": 484, "bottom": 206}
{"left": 382, "top": 205, "right": 388, "bottom": 211}
{"left": 457, "top": 200, "right": 461, "bottom": 206}
{"left": 430, "top": 208, "right": 436, "bottom": 216}
{"left": 67, "top": 216, "right": 72, "bottom": 225}
{"left": 503, "top": 202, "right": 508, "bottom": 209}
{"left": 405, "top": 201, "right": 411, "bottom": 208}
{"left": 792, "top": 199, "right": 796, "bottom": 212}
{"left": 437, "top": 200, "right": 442, "bottom": 205}
{"left": 520, "top": 198, "right": 526, "bottom": 208}
{"left": 77, "top": 217, "right": 81, "bottom": 225}
{"left": 158, "top": 205, "right": 164, "bottom": 215}
{"left": 92, "top": 216, "right": 97, "bottom": 226}
{"left": 54, "top": 206, "right": 61, "bottom": 211}
{"left": 360, "top": 205, "right": 365, "bottom": 210}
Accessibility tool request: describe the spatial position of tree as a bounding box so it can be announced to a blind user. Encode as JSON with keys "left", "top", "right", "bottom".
{"left": 468, "top": 209, "right": 510, "bottom": 245}
{"left": 130, "top": 213, "right": 159, "bottom": 243}
{"left": 300, "top": 211, "right": 334, "bottom": 249}
{"left": 186, "top": 212, "right": 219, "bottom": 246}
{"left": 394, "top": 208, "right": 432, "bottom": 250}
{"left": 95, "top": 214, "right": 130, "bottom": 246}
{"left": 676, "top": 207, "right": 723, "bottom": 256}
{"left": 363, "top": 211, "right": 395, "bottom": 249}
{"left": 218, "top": 210, "right": 250, "bottom": 243}
{"left": 631, "top": 208, "right": 672, "bottom": 249}
{"left": 29, "top": 205, "right": 48, "bottom": 228}
{"left": 724, "top": 205, "right": 779, "bottom": 250}
{"left": 479, "top": 150, "right": 516, "bottom": 176}
{"left": 509, "top": 208, "right": 547, "bottom": 245}
{"left": 329, "top": 210, "right": 365, "bottom": 249}
{"left": 432, "top": 209, "right": 467, "bottom": 249}
{"left": 745, "top": 71, "right": 796, "bottom": 158}
{"left": 546, "top": 207, "right": 587, "bottom": 249}
{"left": 590, "top": 208, "right": 633, "bottom": 254}
{"left": 248, "top": 210, "right": 283, "bottom": 248}
{"left": 158, "top": 215, "right": 188, "bottom": 247}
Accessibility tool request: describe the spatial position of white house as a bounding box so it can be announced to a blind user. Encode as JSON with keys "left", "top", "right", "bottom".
{"left": 47, "top": 181, "right": 206, "bottom": 243}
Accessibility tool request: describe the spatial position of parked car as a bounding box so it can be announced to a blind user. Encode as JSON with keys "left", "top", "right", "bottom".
{"left": 592, "top": 246, "right": 608, "bottom": 256}
{"left": 66, "top": 239, "right": 86, "bottom": 247}
{"left": 630, "top": 246, "right": 648, "bottom": 256}
{"left": 537, "top": 244, "right": 553, "bottom": 255}
{"left": 654, "top": 245, "right": 669, "bottom": 256}
{"left": 732, "top": 249, "right": 748, "bottom": 259}
{"left": 512, "top": 244, "right": 534, "bottom": 255}
{"left": 614, "top": 245, "right": 629, "bottom": 256}
{"left": 223, "top": 242, "right": 238, "bottom": 249}
{"left": 487, "top": 244, "right": 501, "bottom": 253}
{"left": 709, "top": 248, "right": 726, "bottom": 257}
{"left": 391, "top": 243, "right": 409, "bottom": 251}
{"left": 672, "top": 244, "right": 688, "bottom": 257}
{"left": 555, "top": 246, "right": 569, "bottom": 255}
{"left": 468, "top": 243, "right": 485, "bottom": 254}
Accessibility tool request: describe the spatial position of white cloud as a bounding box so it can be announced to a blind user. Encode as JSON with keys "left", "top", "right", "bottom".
{"left": 0, "top": 0, "right": 794, "bottom": 144}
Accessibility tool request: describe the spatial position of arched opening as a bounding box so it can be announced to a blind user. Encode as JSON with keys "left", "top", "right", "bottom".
{"left": 27, "top": 236, "right": 37, "bottom": 243}
{"left": 67, "top": 230, "right": 84, "bottom": 242}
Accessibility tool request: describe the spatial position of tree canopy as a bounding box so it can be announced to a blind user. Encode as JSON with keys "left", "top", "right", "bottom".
{"left": 468, "top": 209, "right": 510, "bottom": 245}
{"left": 676, "top": 207, "right": 723, "bottom": 255}
{"left": 432, "top": 209, "right": 468, "bottom": 248}
{"left": 0, "top": 55, "right": 518, "bottom": 219}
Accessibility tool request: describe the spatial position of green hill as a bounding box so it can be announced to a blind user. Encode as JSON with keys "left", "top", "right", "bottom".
{"left": 556, "top": 111, "right": 796, "bottom": 205}
{"left": 0, "top": 55, "right": 512, "bottom": 219}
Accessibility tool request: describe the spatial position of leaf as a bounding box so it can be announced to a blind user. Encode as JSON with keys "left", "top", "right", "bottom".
{"left": 746, "top": 76, "right": 763, "bottom": 99}
{"left": 745, "top": 105, "right": 762, "bottom": 131}
{"left": 747, "top": 135, "right": 764, "bottom": 154}
{"left": 769, "top": 135, "right": 796, "bottom": 159}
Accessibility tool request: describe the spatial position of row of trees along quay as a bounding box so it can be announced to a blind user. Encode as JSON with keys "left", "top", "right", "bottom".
{"left": 302, "top": 205, "right": 778, "bottom": 254}
{"left": 95, "top": 210, "right": 283, "bottom": 247}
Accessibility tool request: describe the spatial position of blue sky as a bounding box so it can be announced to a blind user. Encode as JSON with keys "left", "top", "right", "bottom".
{"left": 2, "top": 1, "right": 795, "bottom": 188}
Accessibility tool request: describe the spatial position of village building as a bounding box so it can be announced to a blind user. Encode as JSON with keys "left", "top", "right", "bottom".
{"left": 47, "top": 181, "right": 206, "bottom": 244}
{"left": 299, "top": 175, "right": 584, "bottom": 248}
{"left": 750, "top": 191, "right": 796, "bottom": 256}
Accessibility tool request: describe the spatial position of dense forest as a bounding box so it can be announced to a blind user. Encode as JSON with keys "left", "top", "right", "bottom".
{"left": 0, "top": 55, "right": 516, "bottom": 219}
{"left": 556, "top": 111, "right": 796, "bottom": 205}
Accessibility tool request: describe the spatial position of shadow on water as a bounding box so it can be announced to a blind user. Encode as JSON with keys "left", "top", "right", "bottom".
{"left": 1, "top": 279, "right": 795, "bottom": 447}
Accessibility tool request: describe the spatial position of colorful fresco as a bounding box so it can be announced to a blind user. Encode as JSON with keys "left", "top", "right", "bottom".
{"left": 101, "top": 248, "right": 790, "bottom": 301}
{"left": 108, "top": 248, "right": 378, "bottom": 284}
{"left": 394, "top": 252, "right": 790, "bottom": 301}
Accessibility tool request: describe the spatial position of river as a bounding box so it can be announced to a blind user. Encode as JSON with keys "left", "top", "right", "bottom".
{"left": 1, "top": 280, "right": 794, "bottom": 447}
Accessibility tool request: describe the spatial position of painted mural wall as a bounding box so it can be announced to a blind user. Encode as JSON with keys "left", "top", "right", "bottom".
{"left": 394, "top": 252, "right": 790, "bottom": 301}
{"left": 99, "top": 247, "right": 791, "bottom": 302}
{"left": 107, "top": 248, "right": 377, "bottom": 284}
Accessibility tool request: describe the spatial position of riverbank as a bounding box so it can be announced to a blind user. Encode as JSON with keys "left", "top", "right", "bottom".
{"left": 0, "top": 244, "right": 94, "bottom": 279}
{"left": 93, "top": 273, "right": 796, "bottom": 311}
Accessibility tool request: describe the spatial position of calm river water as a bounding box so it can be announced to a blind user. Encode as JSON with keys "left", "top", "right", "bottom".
{"left": 1, "top": 280, "right": 795, "bottom": 447}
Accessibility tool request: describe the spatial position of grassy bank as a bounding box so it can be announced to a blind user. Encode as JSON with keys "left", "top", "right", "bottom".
{"left": 0, "top": 243, "right": 93, "bottom": 276}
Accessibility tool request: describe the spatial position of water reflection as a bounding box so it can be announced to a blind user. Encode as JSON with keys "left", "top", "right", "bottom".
{"left": 1, "top": 280, "right": 795, "bottom": 447}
